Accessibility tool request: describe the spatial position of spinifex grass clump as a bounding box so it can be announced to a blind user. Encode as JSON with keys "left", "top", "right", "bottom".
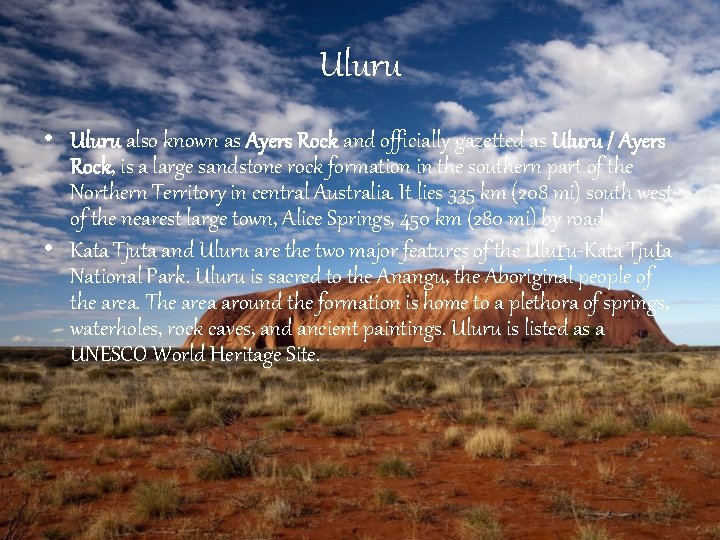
{"left": 195, "top": 449, "right": 258, "bottom": 481}
{"left": 512, "top": 399, "right": 539, "bottom": 429}
{"left": 464, "top": 427, "right": 515, "bottom": 459}
{"left": 132, "top": 479, "right": 183, "bottom": 519}
{"left": 288, "top": 457, "right": 349, "bottom": 483}
{"left": 544, "top": 486, "right": 590, "bottom": 519}
{"left": 47, "top": 470, "right": 97, "bottom": 506}
{"left": 375, "top": 487, "right": 400, "bottom": 505}
{"left": 587, "top": 408, "right": 628, "bottom": 439}
{"left": 573, "top": 523, "right": 617, "bottom": 540}
{"left": 305, "top": 387, "right": 358, "bottom": 426}
{"left": 648, "top": 404, "right": 693, "bottom": 436}
{"left": 468, "top": 367, "right": 505, "bottom": 389}
{"left": 263, "top": 416, "right": 296, "bottom": 432}
{"left": 461, "top": 505, "right": 505, "bottom": 540}
{"left": 377, "top": 454, "right": 415, "bottom": 478}
{"left": 539, "top": 401, "right": 587, "bottom": 439}
{"left": 442, "top": 426, "right": 464, "bottom": 447}
{"left": 82, "top": 512, "right": 137, "bottom": 539}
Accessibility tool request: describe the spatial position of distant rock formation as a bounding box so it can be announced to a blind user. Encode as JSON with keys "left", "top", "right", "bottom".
{"left": 183, "top": 269, "right": 672, "bottom": 350}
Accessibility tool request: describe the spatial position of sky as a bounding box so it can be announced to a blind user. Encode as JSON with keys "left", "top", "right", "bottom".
{"left": 0, "top": 0, "right": 718, "bottom": 347}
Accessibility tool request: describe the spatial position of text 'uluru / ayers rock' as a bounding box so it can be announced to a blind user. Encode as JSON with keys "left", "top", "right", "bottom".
{"left": 183, "top": 269, "right": 671, "bottom": 351}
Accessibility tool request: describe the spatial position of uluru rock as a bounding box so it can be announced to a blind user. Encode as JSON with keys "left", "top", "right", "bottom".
{"left": 183, "top": 269, "right": 671, "bottom": 350}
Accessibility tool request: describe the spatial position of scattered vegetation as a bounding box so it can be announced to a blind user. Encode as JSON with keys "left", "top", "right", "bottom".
{"left": 0, "top": 347, "right": 717, "bottom": 537}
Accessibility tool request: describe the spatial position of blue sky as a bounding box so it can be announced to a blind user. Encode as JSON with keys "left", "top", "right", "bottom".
{"left": 0, "top": 0, "right": 718, "bottom": 346}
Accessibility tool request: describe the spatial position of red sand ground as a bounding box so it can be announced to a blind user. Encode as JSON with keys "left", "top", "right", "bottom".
{"left": 2, "top": 403, "right": 719, "bottom": 539}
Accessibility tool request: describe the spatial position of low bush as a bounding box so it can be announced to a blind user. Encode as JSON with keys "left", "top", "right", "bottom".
{"left": 395, "top": 373, "right": 437, "bottom": 394}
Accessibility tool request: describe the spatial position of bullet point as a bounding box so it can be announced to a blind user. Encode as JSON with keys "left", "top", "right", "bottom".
{"left": 45, "top": 134, "right": 52, "bottom": 142}
{"left": 45, "top": 244, "right": 53, "bottom": 252}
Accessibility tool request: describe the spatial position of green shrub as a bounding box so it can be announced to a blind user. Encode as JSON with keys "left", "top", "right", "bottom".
{"left": 653, "top": 354, "right": 683, "bottom": 367}
{"left": 377, "top": 455, "right": 414, "bottom": 478}
{"left": 636, "top": 336, "right": 663, "bottom": 353}
{"left": 87, "top": 367, "right": 133, "bottom": 381}
{"left": 165, "top": 387, "right": 220, "bottom": 418}
{"left": 469, "top": 367, "right": 505, "bottom": 388}
{"left": 364, "top": 365, "right": 397, "bottom": 384}
{"left": 43, "top": 354, "right": 73, "bottom": 368}
{"left": 687, "top": 394, "right": 715, "bottom": 408}
{"left": 258, "top": 376, "right": 287, "bottom": 390}
{"left": 0, "top": 367, "right": 42, "bottom": 383}
{"left": 395, "top": 373, "right": 437, "bottom": 394}
{"left": 375, "top": 488, "right": 399, "bottom": 505}
{"left": 103, "top": 420, "right": 157, "bottom": 439}
{"left": 603, "top": 357, "right": 632, "bottom": 368}
{"left": 194, "top": 440, "right": 266, "bottom": 481}
{"left": 231, "top": 366, "right": 257, "bottom": 380}
{"left": 362, "top": 349, "right": 389, "bottom": 364}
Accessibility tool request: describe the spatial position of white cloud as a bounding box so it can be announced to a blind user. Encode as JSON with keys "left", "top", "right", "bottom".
{"left": 0, "top": 0, "right": 336, "bottom": 190}
{"left": 581, "top": 0, "right": 720, "bottom": 64}
{"left": 455, "top": 0, "right": 720, "bottom": 264}
{"left": 0, "top": 132, "right": 64, "bottom": 188}
{"left": 324, "top": 0, "right": 496, "bottom": 56}
{"left": 377, "top": 0, "right": 495, "bottom": 46}
{"left": 11, "top": 335, "right": 34, "bottom": 343}
{"left": 321, "top": 0, "right": 496, "bottom": 84}
{"left": 434, "top": 102, "right": 479, "bottom": 131}
{"left": 491, "top": 40, "right": 720, "bottom": 136}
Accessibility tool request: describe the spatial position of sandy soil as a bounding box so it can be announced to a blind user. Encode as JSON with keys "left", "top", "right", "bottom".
{"left": 2, "top": 401, "right": 718, "bottom": 539}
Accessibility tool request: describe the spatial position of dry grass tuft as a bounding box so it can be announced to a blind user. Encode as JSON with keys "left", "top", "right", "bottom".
{"left": 465, "top": 426, "right": 515, "bottom": 459}
{"left": 132, "top": 479, "right": 183, "bottom": 519}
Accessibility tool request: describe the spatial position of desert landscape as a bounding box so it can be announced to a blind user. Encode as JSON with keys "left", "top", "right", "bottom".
{"left": 2, "top": 1, "right": 718, "bottom": 539}
{"left": 1, "top": 345, "right": 718, "bottom": 539}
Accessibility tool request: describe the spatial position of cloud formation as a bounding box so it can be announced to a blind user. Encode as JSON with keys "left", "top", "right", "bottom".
{"left": 459, "top": 0, "right": 720, "bottom": 264}
{"left": 434, "top": 102, "right": 479, "bottom": 131}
